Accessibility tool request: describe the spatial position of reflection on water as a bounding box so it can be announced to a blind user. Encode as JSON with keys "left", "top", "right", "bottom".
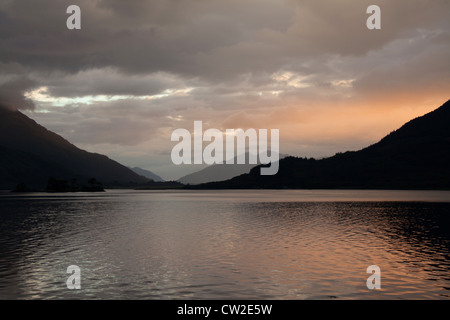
{"left": 0, "top": 190, "right": 449, "bottom": 299}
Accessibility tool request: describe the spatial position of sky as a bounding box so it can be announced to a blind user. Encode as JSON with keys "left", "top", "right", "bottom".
{"left": 0, "top": 0, "right": 449, "bottom": 180}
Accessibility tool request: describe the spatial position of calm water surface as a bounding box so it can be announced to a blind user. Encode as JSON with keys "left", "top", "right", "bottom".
{"left": 0, "top": 189, "right": 449, "bottom": 299}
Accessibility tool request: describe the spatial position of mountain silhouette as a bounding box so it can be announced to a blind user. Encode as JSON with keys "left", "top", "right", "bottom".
{"left": 130, "top": 167, "right": 164, "bottom": 182}
{"left": 178, "top": 162, "right": 256, "bottom": 185}
{"left": 194, "top": 100, "right": 450, "bottom": 189}
{"left": 0, "top": 108, "right": 149, "bottom": 189}
{"left": 177, "top": 152, "right": 288, "bottom": 185}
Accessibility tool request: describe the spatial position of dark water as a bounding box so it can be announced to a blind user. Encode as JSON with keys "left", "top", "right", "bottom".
{"left": 0, "top": 190, "right": 449, "bottom": 299}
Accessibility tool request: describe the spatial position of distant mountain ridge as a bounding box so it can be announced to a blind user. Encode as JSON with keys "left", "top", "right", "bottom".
{"left": 130, "top": 167, "right": 164, "bottom": 182}
{"left": 177, "top": 153, "right": 288, "bottom": 185}
{"left": 178, "top": 163, "right": 256, "bottom": 185}
{"left": 0, "top": 108, "right": 149, "bottom": 189}
{"left": 194, "top": 100, "right": 450, "bottom": 189}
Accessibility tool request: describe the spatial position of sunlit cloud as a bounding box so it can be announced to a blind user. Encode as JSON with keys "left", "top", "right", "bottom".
{"left": 331, "top": 79, "right": 355, "bottom": 88}
{"left": 25, "top": 87, "right": 142, "bottom": 107}
{"left": 25, "top": 85, "right": 196, "bottom": 107}
{"left": 148, "top": 88, "right": 195, "bottom": 100}
{"left": 271, "top": 71, "right": 311, "bottom": 88}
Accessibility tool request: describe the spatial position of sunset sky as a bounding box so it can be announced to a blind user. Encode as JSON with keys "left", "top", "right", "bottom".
{"left": 0, "top": 0, "right": 449, "bottom": 180}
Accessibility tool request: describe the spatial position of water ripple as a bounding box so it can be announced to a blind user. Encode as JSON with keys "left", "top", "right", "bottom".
{"left": 0, "top": 190, "right": 449, "bottom": 299}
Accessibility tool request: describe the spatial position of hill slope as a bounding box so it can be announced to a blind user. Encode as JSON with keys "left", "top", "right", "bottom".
{"left": 178, "top": 153, "right": 288, "bottom": 185}
{"left": 195, "top": 100, "right": 450, "bottom": 189}
{"left": 178, "top": 163, "right": 256, "bottom": 185}
{"left": 0, "top": 108, "right": 149, "bottom": 189}
{"left": 130, "top": 167, "right": 164, "bottom": 182}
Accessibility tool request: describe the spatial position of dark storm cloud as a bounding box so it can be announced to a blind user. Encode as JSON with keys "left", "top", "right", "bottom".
{"left": 43, "top": 69, "right": 189, "bottom": 97}
{"left": 1, "top": 0, "right": 448, "bottom": 112}
{"left": 1, "top": 0, "right": 446, "bottom": 78}
{"left": 0, "top": 77, "right": 37, "bottom": 110}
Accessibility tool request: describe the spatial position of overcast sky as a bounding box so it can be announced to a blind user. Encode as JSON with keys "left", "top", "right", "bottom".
{"left": 1, "top": 0, "right": 449, "bottom": 180}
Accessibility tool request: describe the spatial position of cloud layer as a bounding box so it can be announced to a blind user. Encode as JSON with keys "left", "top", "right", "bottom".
{"left": 1, "top": 0, "right": 449, "bottom": 179}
